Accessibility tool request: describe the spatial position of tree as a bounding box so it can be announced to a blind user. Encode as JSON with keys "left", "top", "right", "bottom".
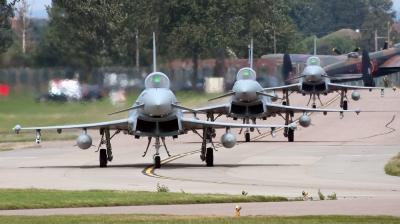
{"left": 42, "top": 0, "right": 136, "bottom": 74}
{"left": 16, "top": 0, "right": 33, "bottom": 54}
{"left": 0, "top": 0, "right": 19, "bottom": 54}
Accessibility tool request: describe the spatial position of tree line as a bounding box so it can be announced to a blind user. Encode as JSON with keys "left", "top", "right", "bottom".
{"left": 0, "top": 0, "right": 398, "bottom": 84}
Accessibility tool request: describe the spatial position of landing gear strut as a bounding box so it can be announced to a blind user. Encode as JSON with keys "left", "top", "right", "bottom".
{"left": 97, "top": 129, "right": 119, "bottom": 167}
{"left": 142, "top": 136, "right": 171, "bottom": 169}
{"left": 200, "top": 127, "right": 216, "bottom": 167}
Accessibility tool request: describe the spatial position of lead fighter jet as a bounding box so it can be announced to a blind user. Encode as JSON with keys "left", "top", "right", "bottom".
{"left": 13, "top": 33, "right": 296, "bottom": 168}
{"left": 186, "top": 40, "right": 361, "bottom": 142}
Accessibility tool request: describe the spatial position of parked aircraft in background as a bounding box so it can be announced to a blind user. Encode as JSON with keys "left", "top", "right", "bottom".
{"left": 264, "top": 49, "right": 396, "bottom": 110}
{"left": 262, "top": 41, "right": 400, "bottom": 87}
{"left": 186, "top": 40, "right": 360, "bottom": 142}
{"left": 13, "top": 33, "right": 296, "bottom": 168}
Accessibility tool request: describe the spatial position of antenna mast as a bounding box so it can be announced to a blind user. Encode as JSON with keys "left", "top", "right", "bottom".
{"left": 153, "top": 32, "right": 156, "bottom": 72}
{"left": 250, "top": 39, "right": 253, "bottom": 69}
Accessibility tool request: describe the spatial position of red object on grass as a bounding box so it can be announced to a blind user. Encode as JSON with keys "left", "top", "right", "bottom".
{"left": 0, "top": 84, "right": 10, "bottom": 96}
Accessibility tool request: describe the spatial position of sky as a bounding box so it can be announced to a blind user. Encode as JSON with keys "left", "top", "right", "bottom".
{"left": 20, "top": 0, "right": 400, "bottom": 19}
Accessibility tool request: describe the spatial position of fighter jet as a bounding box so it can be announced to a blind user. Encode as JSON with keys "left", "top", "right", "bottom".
{"left": 264, "top": 47, "right": 396, "bottom": 110}
{"left": 185, "top": 40, "right": 361, "bottom": 142}
{"left": 12, "top": 33, "right": 296, "bottom": 168}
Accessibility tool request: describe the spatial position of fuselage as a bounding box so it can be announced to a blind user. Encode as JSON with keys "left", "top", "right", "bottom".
{"left": 228, "top": 68, "right": 272, "bottom": 118}
{"left": 127, "top": 72, "right": 183, "bottom": 137}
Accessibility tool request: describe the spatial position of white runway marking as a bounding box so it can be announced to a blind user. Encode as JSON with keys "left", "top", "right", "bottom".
{"left": 0, "top": 157, "right": 37, "bottom": 160}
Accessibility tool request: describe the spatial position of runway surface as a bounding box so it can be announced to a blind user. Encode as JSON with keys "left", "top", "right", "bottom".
{"left": 1, "top": 89, "right": 400, "bottom": 216}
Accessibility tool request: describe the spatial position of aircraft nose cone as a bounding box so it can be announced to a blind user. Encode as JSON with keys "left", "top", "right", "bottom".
{"left": 234, "top": 81, "right": 257, "bottom": 101}
{"left": 144, "top": 91, "right": 172, "bottom": 116}
{"left": 304, "top": 67, "right": 323, "bottom": 82}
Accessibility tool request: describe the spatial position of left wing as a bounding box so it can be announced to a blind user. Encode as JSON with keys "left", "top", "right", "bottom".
{"left": 181, "top": 117, "right": 296, "bottom": 130}
{"left": 13, "top": 119, "right": 129, "bottom": 132}
{"left": 327, "top": 83, "right": 396, "bottom": 92}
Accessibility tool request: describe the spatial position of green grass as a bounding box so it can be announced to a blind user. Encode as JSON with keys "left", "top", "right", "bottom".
{"left": 385, "top": 152, "right": 400, "bottom": 177}
{"left": 0, "top": 133, "right": 78, "bottom": 143}
{"left": 0, "top": 188, "right": 287, "bottom": 210}
{"left": 0, "top": 89, "right": 221, "bottom": 135}
{"left": 0, "top": 215, "right": 399, "bottom": 224}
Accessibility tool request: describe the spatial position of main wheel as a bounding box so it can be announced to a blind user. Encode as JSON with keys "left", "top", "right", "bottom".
{"left": 343, "top": 100, "right": 348, "bottom": 110}
{"left": 206, "top": 147, "right": 214, "bottom": 167}
{"left": 288, "top": 129, "right": 294, "bottom": 142}
{"left": 312, "top": 104, "right": 316, "bottom": 109}
{"left": 99, "top": 149, "right": 107, "bottom": 167}
{"left": 155, "top": 155, "right": 161, "bottom": 168}
{"left": 282, "top": 101, "right": 287, "bottom": 105}
{"left": 245, "top": 132, "right": 250, "bottom": 142}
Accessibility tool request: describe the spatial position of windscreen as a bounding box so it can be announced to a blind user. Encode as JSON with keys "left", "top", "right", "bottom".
{"left": 236, "top": 68, "right": 256, "bottom": 81}
{"left": 144, "top": 72, "right": 170, "bottom": 89}
{"left": 306, "top": 57, "right": 321, "bottom": 66}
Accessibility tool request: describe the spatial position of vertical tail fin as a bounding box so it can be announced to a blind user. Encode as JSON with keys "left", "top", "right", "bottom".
{"left": 153, "top": 32, "right": 156, "bottom": 72}
{"left": 361, "top": 49, "right": 375, "bottom": 87}
{"left": 282, "top": 52, "right": 293, "bottom": 84}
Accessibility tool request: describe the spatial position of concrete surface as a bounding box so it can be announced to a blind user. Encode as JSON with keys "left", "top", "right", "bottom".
{"left": 0, "top": 89, "right": 399, "bottom": 216}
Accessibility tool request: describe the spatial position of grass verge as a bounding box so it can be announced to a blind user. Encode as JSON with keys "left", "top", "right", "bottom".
{"left": 0, "top": 188, "right": 287, "bottom": 210}
{"left": 0, "top": 143, "right": 40, "bottom": 151}
{"left": 0, "top": 91, "right": 221, "bottom": 134}
{"left": 385, "top": 152, "right": 400, "bottom": 177}
{"left": 0, "top": 133, "right": 78, "bottom": 143}
{"left": 0, "top": 215, "right": 399, "bottom": 223}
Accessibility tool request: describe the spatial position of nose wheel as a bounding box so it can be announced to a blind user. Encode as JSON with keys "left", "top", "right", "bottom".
{"left": 154, "top": 155, "right": 161, "bottom": 168}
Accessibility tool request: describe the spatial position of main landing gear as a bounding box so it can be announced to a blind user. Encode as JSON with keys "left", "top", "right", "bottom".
{"left": 97, "top": 129, "right": 120, "bottom": 167}
{"left": 142, "top": 136, "right": 171, "bottom": 169}
{"left": 339, "top": 89, "right": 348, "bottom": 110}
{"left": 197, "top": 127, "right": 217, "bottom": 167}
{"left": 281, "top": 92, "right": 295, "bottom": 142}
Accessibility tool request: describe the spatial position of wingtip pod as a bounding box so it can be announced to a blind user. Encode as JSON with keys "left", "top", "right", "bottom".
{"left": 13, "top": 125, "right": 21, "bottom": 133}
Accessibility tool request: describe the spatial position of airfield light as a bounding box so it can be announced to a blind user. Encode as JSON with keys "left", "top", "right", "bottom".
{"left": 242, "top": 190, "right": 248, "bottom": 196}
{"left": 154, "top": 76, "right": 161, "bottom": 83}
{"left": 235, "top": 205, "right": 242, "bottom": 217}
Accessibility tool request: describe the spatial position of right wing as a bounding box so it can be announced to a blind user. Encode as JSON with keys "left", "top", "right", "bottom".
{"left": 181, "top": 117, "right": 296, "bottom": 130}
{"left": 13, "top": 119, "right": 129, "bottom": 132}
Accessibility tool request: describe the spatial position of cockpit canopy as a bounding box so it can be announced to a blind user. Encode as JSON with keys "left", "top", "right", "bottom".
{"left": 347, "top": 52, "right": 359, "bottom": 59}
{"left": 144, "top": 72, "right": 170, "bottom": 89}
{"left": 306, "top": 57, "right": 321, "bottom": 66}
{"left": 236, "top": 68, "right": 256, "bottom": 81}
